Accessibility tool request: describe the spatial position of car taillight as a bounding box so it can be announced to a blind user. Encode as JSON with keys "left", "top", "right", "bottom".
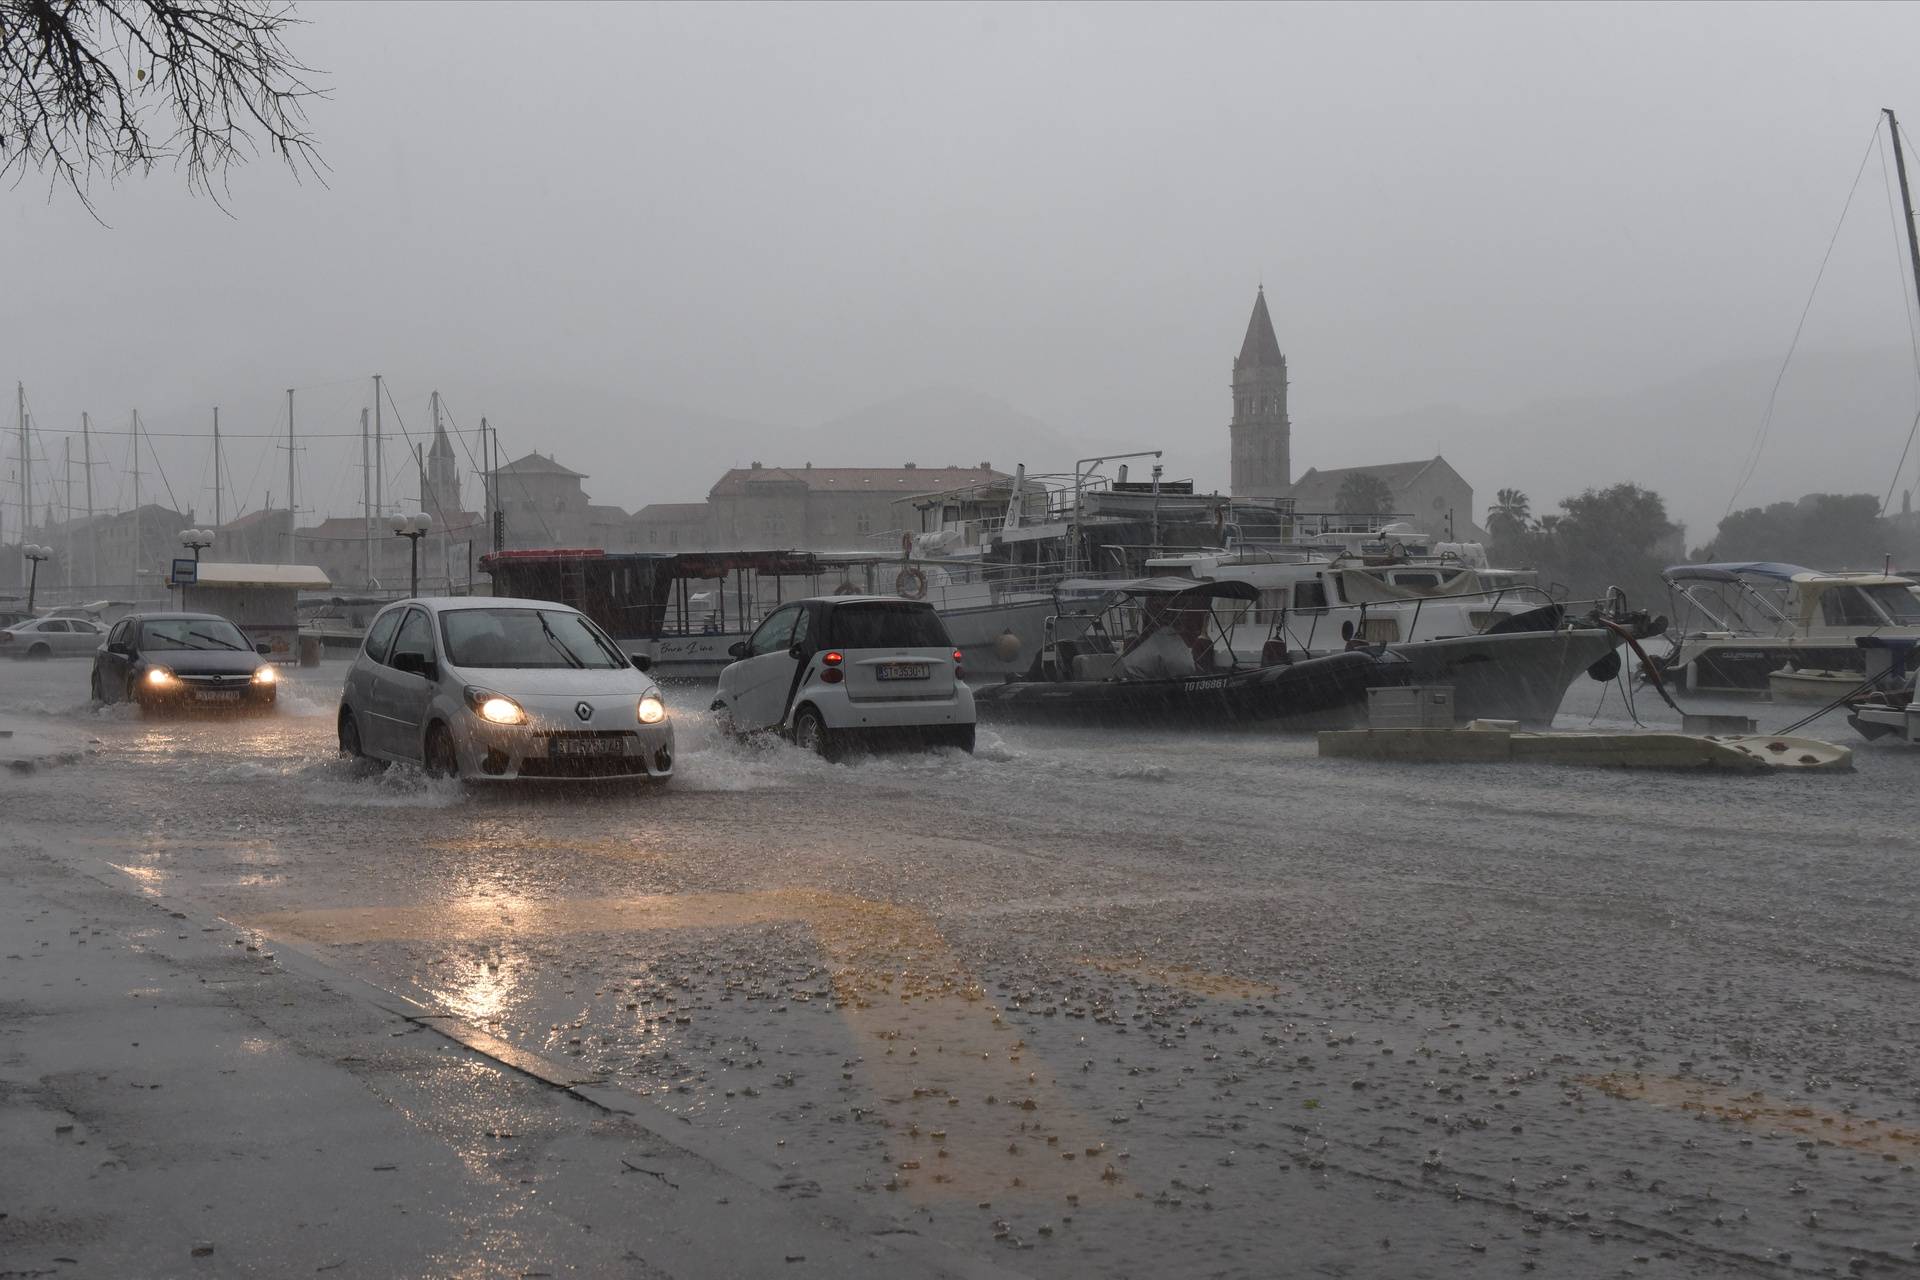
{"left": 823, "top": 651, "right": 843, "bottom": 665}
{"left": 953, "top": 648, "right": 964, "bottom": 679}
{"left": 819, "top": 651, "right": 844, "bottom": 684}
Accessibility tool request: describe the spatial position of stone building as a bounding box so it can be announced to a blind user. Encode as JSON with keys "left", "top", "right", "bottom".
{"left": 493, "top": 452, "right": 595, "bottom": 548}
{"left": 294, "top": 509, "right": 486, "bottom": 592}
{"left": 421, "top": 419, "right": 462, "bottom": 519}
{"left": 704, "top": 463, "right": 1007, "bottom": 551}
{"left": 1288, "top": 457, "right": 1481, "bottom": 540}
{"left": 3, "top": 503, "right": 194, "bottom": 597}
{"left": 632, "top": 502, "right": 712, "bottom": 551}
{"left": 1229, "top": 286, "right": 1291, "bottom": 497}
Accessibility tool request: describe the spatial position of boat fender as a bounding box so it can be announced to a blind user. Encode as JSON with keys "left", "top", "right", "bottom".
{"left": 895, "top": 566, "right": 929, "bottom": 599}
{"left": 1388, "top": 540, "right": 1407, "bottom": 560}
{"left": 1586, "top": 650, "right": 1623, "bottom": 683}
{"left": 993, "top": 630, "right": 1022, "bottom": 661}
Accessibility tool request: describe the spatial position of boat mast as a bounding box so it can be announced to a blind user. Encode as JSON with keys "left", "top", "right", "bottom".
{"left": 1885, "top": 109, "right": 1920, "bottom": 333}
{"left": 15, "top": 382, "right": 25, "bottom": 549}
{"left": 372, "top": 373, "right": 384, "bottom": 521}
{"left": 212, "top": 407, "right": 222, "bottom": 528}
{"left": 130, "top": 411, "right": 141, "bottom": 597}
{"left": 286, "top": 388, "right": 296, "bottom": 561}
{"left": 361, "top": 407, "right": 372, "bottom": 586}
{"left": 82, "top": 413, "right": 94, "bottom": 587}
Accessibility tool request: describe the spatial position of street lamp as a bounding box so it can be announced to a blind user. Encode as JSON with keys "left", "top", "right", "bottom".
{"left": 178, "top": 528, "right": 214, "bottom": 562}
{"left": 22, "top": 544, "right": 51, "bottom": 613}
{"left": 389, "top": 512, "right": 432, "bottom": 597}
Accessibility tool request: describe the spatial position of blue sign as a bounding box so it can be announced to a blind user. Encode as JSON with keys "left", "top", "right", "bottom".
{"left": 171, "top": 558, "right": 198, "bottom": 586}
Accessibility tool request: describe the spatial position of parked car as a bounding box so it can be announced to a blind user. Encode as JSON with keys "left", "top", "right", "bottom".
{"left": 337, "top": 597, "right": 673, "bottom": 783}
{"left": 0, "top": 607, "right": 35, "bottom": 631}
{"left": 712, "top": 595, "right": 975, "bottom": 758}
{"left": 2, "top": 615, "right": 106, "bottom": 659}
{"left": 91, "top": 612, "right": 278, "bottom": 712}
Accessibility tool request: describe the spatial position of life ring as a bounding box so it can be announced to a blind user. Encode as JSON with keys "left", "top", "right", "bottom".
{"left": 1387, "top": 540, "right": 1408, "bottom": 560}
{"left": 833, "top": 582, "right": 862, "bottom": 596}
{"left": 894, "top": 566, "right": 929, "bottom": 599}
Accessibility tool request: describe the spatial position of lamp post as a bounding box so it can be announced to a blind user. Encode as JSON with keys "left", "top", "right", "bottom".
{"left": 178, "top": 528, "right": 214, "bottom": 563}
{"left": 22, "top": 544, "right": 51, "bottom": 613}
{"left": 390, "top": 512, "right": 432, "bottom": 598}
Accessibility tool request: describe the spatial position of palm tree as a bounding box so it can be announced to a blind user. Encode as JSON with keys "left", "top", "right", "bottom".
{"left": 1487, "top": 488, "right": 1530, "bottom": 530}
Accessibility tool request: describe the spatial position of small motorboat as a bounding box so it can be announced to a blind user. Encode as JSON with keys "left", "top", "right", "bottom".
{"left": 1767, "top": 666, "right": 1865, "bottom": 701}
{"left": 1845, "top": 636, "right": 1919, "bottom": 743}
{"left": 971, "top": 577, "right": 1406, "bottom": 729}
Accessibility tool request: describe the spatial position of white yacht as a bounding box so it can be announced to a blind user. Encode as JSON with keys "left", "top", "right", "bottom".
{"left": 1658, "top": 563, "right": 1920, "bottom": 696}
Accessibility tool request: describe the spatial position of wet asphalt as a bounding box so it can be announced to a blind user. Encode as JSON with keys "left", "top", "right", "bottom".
{"left": 3, "top": 655, "right": 1917, "bottom": 1278}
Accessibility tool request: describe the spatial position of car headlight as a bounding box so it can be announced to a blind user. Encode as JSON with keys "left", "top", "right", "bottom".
{"left": 252, "top": 665, "right": 277, "bottom": 685}
{"left": 464, "top": 686, "right": 527, "bottom": 725}
{"left": 146, "top": 667, "right": 176, "bottom": 687}
{"left": 637, "top": 693, "right": 667, "bottom": 724}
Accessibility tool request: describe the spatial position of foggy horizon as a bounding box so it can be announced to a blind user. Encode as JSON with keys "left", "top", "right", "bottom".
{"left": 11, "top": 1, "right": 1920, "bottom": 543}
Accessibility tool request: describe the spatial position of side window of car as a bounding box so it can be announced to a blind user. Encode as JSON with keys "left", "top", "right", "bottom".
{"left": 747, "top": 607, "right": 798, "bottom": 658}
{"left": 387, "top": 609, "right": 435, "bottom": 666}
{"left": 107, "top": 620, "right": 129, "bottom": 647}
{"left": 789, "top": 607, "right": 811, "bottom": 652}
{"left": 363, "top": 609, "right": 403, "bottom": 663}
{"left": 40, "top": 620, "right": 68, "bottom": 633}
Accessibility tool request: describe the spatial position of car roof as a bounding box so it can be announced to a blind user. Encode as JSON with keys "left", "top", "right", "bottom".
{"left": 385, "top": 597, "right": 583, "bottom": 614}
{"left": 788, "top": 595, "right": 929, "bottom": 606}
{"left": 127, "top": 612, "right": 234, "bottom": 622}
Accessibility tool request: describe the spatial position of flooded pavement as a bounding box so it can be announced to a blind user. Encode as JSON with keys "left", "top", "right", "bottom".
{"left": 3, "top": 656, "right": 1917, "bottom": 1277}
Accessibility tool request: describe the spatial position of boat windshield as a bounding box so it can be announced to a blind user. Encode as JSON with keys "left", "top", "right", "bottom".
{"left": 140, "top": 618, "right": 250, "bottom": 651}
{"left": 1823, "top": 584, "right": 1920, "bottom": 627}
{"left": 440, "top": 607, "right": 628, "bottom": 669}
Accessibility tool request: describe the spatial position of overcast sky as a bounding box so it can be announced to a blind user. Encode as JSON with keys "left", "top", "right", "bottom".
{"left": 8, "top": 0, "right": 1920, "bottom": 539}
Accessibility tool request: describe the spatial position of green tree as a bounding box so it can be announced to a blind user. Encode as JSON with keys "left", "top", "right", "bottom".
{"left": 1530, "top": 482, "right": 1677, "bottom": 607}
{"left": 1486, "top": 488, "right": 1530, "bottom": 537}
{"left": 1702, "top": 493, "right": 1889, "bottom": 570}
{"left": 1, "top": 0, "right": 322, "bottom": 212}
{"left": 1334, "top": 471, "right": 1396, "bottom": 517}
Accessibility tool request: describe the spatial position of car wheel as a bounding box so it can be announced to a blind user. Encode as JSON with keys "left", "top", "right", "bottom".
{"left": 709, "top": 699, "right": 737, "bottom": 738}
{"left": 949, "top": 724, "right": 976, "bottom": 754}
{"left": 423, "top": 723, "right": 460, "bottom": 779}
{"left": 791, "top": 706, "right": 837, "bottom": 761}
{"left": 26, "top": 643, "right": 50, "bottom": 660}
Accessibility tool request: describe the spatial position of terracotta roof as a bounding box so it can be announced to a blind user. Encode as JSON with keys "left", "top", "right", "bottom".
{"left": 636, "top": 502, "right": 710, "bottom": 520}
{"left": 709, "top": 465, "right": 1006, "bottom": 498}
{"left": 1236, "top": 287, "right": 1284, "bottom": 370}
{"left": 216, "top": 508, "right": 287, "bottom": 530}
{"left": 498, "top": 452, "right": 586, "bottom": 478}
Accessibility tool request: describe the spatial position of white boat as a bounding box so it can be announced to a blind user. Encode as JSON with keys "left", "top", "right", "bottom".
{"left": 1845, "top": 637, "right": 1920, "bottom": 744}
{"left": 1766, "top": 666, "right": 1865, "bottom": 702}
{"left": 1657, "top": 562, "right": 1920, "bottom": 696}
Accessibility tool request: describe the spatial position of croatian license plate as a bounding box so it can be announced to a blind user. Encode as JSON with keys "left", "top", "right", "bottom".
{"left": 876, "top": 663, "right": 929, "bottom": 681}
{"left": 550, "top": 737, "right": 621, "bottom": 757}
{"left": 196, "top": 690, "right": 242, "bottom": 703}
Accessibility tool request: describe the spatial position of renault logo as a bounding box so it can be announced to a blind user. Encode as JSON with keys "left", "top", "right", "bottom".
{"left": 575, "top": 701, "right": 594, "bottom": 722}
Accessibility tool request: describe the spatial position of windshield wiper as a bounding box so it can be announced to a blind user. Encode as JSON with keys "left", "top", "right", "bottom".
{"left": 187, "top": 630, "right": 243, "bottom": 650}
{"left": 536, "top": 612, "right": 586, "bottom": 668}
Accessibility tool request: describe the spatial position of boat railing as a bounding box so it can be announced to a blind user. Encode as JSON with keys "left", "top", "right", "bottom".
{"left": 1259, "top": 582, "right": 1594, "bottom": 653}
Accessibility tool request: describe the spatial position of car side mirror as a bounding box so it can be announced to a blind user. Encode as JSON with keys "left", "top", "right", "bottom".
{"left": 727, "top": 641, "right": 750, "bottom": 659}
{"left": 391, "top": 651, "right": 436, "bottom": 680}
{"left": 788, "top": 643, "right": 806, "bottom": 661}
{"left": 255, "top": 642, "right": 272, "bottom": 656}
{"left": 629, "top": 653, "right": 653, "bottom": 672}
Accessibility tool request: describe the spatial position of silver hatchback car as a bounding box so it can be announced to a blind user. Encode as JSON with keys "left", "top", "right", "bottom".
{"left": 338, "top": 598, "right": 673, "bottom": 783}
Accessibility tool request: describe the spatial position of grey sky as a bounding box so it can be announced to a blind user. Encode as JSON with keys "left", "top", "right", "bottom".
{"left": 8, "top": 0, "right": 1920, "bottom": 540}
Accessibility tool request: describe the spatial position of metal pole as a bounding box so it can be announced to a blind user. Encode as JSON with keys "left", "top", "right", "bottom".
{"left": 63, "top": 437, "right": 72, "bottom": 588}
{"left": 82, "top": 413, "right": 94, "bottom": 589}
{"left": 15, "top": 383, "right": 25, "bottom": 550}
{"left": 286, "top": 388, "right": 295, "bottom": 561}
{"left": 212, "top": 407, "right": 222, "bottom": 528}
{"left": 415, "top": 442, "right": 425, "bottom": 510}
{"left": 409, "top": 533, "right": 419, "bottom": 598}
{"left": 1885, "top": 109, "right": 1920, "bottom": 340}
{"left": 130, "top": 412, "right": 141, "bottom": 598}
{"left": 361, "top": 408, "right": 372, "bottom": 587}
{"left": 373, "top": 374, "right": 384, "bottom": 521}
{"left": 26, "top": 557, "right": 38, "bottom": 612}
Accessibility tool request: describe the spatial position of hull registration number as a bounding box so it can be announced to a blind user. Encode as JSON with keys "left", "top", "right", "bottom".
{"left": 876, "top": 663, "right": 929, "bottom": 681}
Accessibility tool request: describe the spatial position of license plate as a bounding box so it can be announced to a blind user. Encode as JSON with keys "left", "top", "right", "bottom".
{"left": 195, "top": 690, "right": 242, "bottom": 703}
{"left": 876, "top": 663, "right": 930, "bottom": 681}
{"left": 549, "top": 737, "right": 622, "bottom": 757}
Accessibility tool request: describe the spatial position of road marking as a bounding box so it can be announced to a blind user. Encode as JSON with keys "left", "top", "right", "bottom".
{"left": 1581, "top": 1073, "right": 1920, "bottom": 1157}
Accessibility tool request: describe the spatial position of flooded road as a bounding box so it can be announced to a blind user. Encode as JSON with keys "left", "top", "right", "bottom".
{"left": 3, "top": 656, "right": 1916, "bottom": 1277}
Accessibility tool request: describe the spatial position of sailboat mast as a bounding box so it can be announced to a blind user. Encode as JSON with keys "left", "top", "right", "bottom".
{"left": 130, "top": 411, "right": 141, "bottom": 597}
{"left": 213, "top": 407, "right": 222, "bottom": 528}
{"left": 1883, "top": 109, "right": 1920, "bottom": 326}
{"left": 15, "top": 382, "right": 25, "bottom": 548}
{"left": 286, "top": 388, "right": 296, "bottom": 561}
{"left": 82, "top": 413, "right": 94, "bottom": 587}
{"left": 372, "top": 373, "right": 384, "bottom": 521}
{"left": 361, "top": 407, "right": 372, "bottom": 586}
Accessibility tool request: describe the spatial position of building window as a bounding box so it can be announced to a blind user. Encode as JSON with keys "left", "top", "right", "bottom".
{"left": 856, "top": 512, "right": 872, "bottom": 536}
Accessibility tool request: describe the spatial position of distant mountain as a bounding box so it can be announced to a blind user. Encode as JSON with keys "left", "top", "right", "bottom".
{"left": 789, "top": 387, "right": 1086, "bottom": 478}
{"left": 1300, "top": 347, "right": 1920, "bottom": 542}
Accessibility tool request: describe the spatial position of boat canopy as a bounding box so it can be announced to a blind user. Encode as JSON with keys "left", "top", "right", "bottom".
{"left": 1056, "top": 575, "right": 1260, "bottom": 602}
{"left": 1663, "top": 562, "right": 1810, "bottom": 584}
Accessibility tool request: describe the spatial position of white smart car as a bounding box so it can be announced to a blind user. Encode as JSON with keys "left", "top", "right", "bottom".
{"left": 338, "top": 597, "right": 673, "bottom": 782}
{"left": 712, "top": 595, "right": 975, "bottom": 758}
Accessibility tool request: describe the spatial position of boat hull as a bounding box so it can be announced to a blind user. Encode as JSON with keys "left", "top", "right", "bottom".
{"left": 1383, "top": 628, "right": 1622, "bottom": 729}
{"left": 972, "top": 650, "right": 1399, "bottom": 730}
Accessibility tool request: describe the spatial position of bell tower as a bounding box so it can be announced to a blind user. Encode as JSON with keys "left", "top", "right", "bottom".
{"left": 1229, "top": 286, "right": 1290, "bottom": 496}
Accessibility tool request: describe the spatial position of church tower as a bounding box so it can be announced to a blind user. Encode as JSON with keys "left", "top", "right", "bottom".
{"left": 424, "top": 417, "right": 461, "bottom": 514}
{"left": 1229, "top": 286, "right": 1290, "bottom": 496}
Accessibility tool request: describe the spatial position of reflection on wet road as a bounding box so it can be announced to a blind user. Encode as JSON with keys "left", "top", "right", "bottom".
{"left": 4, "top": 658, "right": 1918, "bottom": 1275}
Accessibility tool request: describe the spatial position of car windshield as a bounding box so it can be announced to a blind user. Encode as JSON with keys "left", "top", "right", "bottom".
{"left": 440, "top": 607, "right": 627, "bottom": 669}
{"left": 826, "top": 602, "right": 950, "bottom": 648}
{"left": 139, "top": 618, "right": 249, "bottom": 651}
